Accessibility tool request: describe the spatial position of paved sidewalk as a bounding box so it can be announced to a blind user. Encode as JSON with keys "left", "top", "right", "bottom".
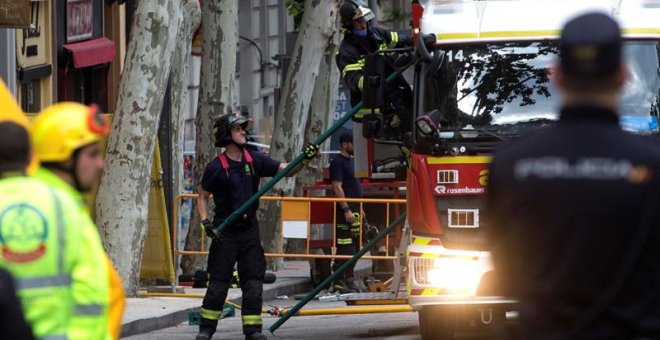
{"left": 120, "top": 260, "right": 371, "bottom": 338}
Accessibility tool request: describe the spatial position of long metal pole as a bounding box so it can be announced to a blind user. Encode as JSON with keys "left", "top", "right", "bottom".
{"left": 268, "top": 213, "right": 406, "bottom": 334}
{"left": 278, "top": 305, "right": 412, "bottom": 316}
{"left": 212, "top": 71, "right": 401, "bottom": 236}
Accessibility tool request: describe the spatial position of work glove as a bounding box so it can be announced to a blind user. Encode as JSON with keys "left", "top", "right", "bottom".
{"left": 301, "top": 143, "right": 319, "bottom": 165}
{"left": 201, "top": 218, "right": 221, "bottom": 241}
{"left": 350, "top": 212, "right": 361, "bottom": 239}
{"left": 363, "top": 222, "right": 379, "bottom": 243}
{"left": 422, "top": 33, "right": 436, "bottom": 49}
{"left": 230, "top": 268, "right": 240, "bottom": 288}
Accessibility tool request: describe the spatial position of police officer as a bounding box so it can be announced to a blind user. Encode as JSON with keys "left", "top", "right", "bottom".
{"left": 487, "top": 13, "right": 660, "bottom": 339}
{"left": 0, "top": 83, "right": 113, "bottom": 339}
{"left": 31, "top": 102, "right": 126, "bottom": 339}
{"left": 336, "top": 0, "right": 434, "bottom": 139}
{"left": 195, "top": 113, "right": 318, "bottom": 340}
{"left": 329, "top": 132, "right": 363, "bottom": 293}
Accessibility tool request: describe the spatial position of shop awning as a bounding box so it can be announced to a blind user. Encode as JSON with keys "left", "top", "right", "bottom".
{"left": 63, "top": 37, "right": 116, "bottom": 68}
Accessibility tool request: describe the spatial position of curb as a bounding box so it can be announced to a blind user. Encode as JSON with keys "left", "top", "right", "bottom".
{"left": 120, "top": 278, "right": 313, "bottom": 338}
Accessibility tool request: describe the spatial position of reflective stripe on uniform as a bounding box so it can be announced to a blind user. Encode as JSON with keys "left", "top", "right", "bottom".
{"left": 354, "top": 107, "right": 380, "bottom": 120}
{"left": 389, "top": 31, "right": 399, "bottom": 48}
{"left": 41, "top": 335, "right": 67, "bottom": 340}
{"left": 17, "top": 275, "right": 72, "bottom": 290}
{"left": 17, "top": 189, "right": 71, "bottom": 291}
{"left": 242, "top": 314, "right": 262, "bottom": 326}
{"left": 341, "top": 58, "right": 365, "bottom": 77}
{"left": 52, "top": 188, "right": 65, "bottom": 275}
{"left": 74, "top": 303, "right": 102, "bottom": 316}
{"left": 337, "top": 238, "right": 353, "bottom": 245}
{"left": 200, "top": 307, "right": 222, "bottom": 320}
{"left": 358, "top": 76, "right": 364, "bottom": 91}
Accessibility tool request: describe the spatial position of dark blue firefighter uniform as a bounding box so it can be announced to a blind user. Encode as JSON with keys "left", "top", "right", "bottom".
{"left": 329, "top": 153, "right": 363, "bottom": 281}
{"left": 488, "top": 106, "right": 660, "bottom": 339}
{"left": 199, "top": 150, "right": 280, "bottom": 336}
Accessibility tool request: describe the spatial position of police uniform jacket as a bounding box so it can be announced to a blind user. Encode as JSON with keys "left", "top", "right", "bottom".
{"left": 487, "top": 105, "right": 660, "bottom": 338}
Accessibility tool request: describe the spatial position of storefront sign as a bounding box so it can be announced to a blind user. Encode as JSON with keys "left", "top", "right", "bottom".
{"left": 0, "top": 0, "right": 30, "bottom": 28}
{"left": 66, "top": 0, "right": 92, "bottom": 42}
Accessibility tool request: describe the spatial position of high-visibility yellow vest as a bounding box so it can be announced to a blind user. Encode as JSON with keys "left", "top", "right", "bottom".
{"left": 0, "top": 174, "right": 111, "bottom": 340}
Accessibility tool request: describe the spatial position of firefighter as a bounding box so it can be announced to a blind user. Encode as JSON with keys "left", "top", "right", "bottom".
{"left": 196, "top": 113, "right": 318, "bottom": 340}
{"left": 329, "top": 132, "right": 363, "bottom": 293}
{"left": 31, "top": 102, "right": 126, "bottom": 339}
{"left": 487, "top": 13, "right": 660, "bottom": 338}
{"left": 336, "top": 0, "right": 435, "bottom": 139}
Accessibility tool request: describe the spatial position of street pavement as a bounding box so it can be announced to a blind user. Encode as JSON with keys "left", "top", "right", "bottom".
{"left": 120, "top": 260, "right": 372, "bottom": 338}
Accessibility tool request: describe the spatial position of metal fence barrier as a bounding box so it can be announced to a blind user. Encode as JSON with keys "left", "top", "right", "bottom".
{"left": 171, "top": 193, "right": 406, "bottom": 287}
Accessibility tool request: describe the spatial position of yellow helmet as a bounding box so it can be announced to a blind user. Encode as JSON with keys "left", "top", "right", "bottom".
{"left": 0, "top": 78, "right": 39, "bottom": 175}
{"left": 0, "top": 78, "right": 30, "bottom": 129}
{"left": 32, "top": 102, "right": 110, "bottom": 162}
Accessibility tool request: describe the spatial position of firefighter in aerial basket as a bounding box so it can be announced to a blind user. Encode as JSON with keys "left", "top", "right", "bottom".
{"left": 336, "top": 0, "right": 436, "bottom": 140}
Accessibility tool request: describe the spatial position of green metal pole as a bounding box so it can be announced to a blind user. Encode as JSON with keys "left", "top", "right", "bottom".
{"left": 212, "top": 71, "right": 401, "bottom": 236}
{"left": 268, "top": 212, "right": 407, "bottom": 334}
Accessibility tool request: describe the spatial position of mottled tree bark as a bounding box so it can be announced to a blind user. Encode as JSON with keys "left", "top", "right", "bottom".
{"left": 290, "top": 21, "right": 341, "bottom": 255}
{"left": 180, "top": 0, "right": 239, "bottom": 276}
{"left": 170, "top": 0, "right": 202, "bottom": 277}
{"left": 259, "top": 0, "right": 340, "bottom": 269}
{"left": 96, "top": 0, "right": 182, "bottom": 296}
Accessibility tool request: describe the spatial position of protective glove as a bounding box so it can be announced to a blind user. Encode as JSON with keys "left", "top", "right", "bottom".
{"left": 301, "top": 143, "right": 320, "bottom": 165}
{"left": 230, "top": 268, "right": 240, "bottom": 288}
{"left": 423, "top": 33, "right": 436, "bottom": 48}
{"left": 201, "top": 218, "right": 221, "bottom": 241}
{"left": 350, "top": 212, "right": 361, "bottom": 239}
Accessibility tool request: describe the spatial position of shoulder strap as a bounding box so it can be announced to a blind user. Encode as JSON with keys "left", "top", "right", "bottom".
{"left": 244, "top": 149, "right": 255, "bottom": 177}
{"left": 219, "top": 153, "right": 230, "bottom": 178}
{"left": 219, "top": 150, "right": 255, "bottom": 179}
{"left": 243, "top": 149, "right": 253, "bottom": 164}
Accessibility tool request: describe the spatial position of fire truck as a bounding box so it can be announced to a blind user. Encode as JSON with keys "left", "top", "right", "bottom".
{"left": 348, "top": 0, "right": 660, "bottom": 338}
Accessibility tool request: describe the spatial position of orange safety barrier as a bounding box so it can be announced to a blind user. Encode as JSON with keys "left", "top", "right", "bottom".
{"left": 171, "top": 194, "right": 405, "bottom": 266}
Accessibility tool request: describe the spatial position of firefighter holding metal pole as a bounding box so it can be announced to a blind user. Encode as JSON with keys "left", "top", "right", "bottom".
{"left": 196, "top": 113, "right": 318, "bottom": 340}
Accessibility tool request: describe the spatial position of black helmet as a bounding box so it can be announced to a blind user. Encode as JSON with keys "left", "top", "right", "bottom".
{"left": 213, "top": 113, "right": 248, "bottom": 147}
{"left": 339, "top": 0, "right": 375, "bottom": 28}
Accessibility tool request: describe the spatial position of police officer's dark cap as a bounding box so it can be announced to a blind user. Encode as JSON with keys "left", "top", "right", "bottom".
{"left": 560, "top": 12, "right": 622, "bottom": 77}
{"left": 339, "top": 132, "right": 353, "bottom": 144}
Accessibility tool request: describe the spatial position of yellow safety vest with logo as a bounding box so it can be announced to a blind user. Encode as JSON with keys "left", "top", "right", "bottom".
{"left": 0, "top": 175, "right": 109, "bottom": 340}
{"left": 33, "top": 167, "right": 119, "bottom": 340}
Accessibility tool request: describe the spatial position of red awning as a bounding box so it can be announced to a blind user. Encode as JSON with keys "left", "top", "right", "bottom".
{"left": 63, "top": 37, "right": 116, "bottom": 68}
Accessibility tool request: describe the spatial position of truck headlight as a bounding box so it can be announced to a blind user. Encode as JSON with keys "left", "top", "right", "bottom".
{"left": 427, "top": 257, "right": 483, "bottom": 294}
{"left": 409, "top": 254, "right": 491, "bottom": 295}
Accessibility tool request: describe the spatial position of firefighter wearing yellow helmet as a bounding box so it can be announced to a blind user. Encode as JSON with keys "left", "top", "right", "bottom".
{"left": 30, "top": 101, "right": 125, "bottom": 339}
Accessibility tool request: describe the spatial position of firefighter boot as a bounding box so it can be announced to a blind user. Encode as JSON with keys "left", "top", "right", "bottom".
{"left": 332, "top": 279, "right": 357, "bottom": 294}
{"left": 245, "top": 332, "right": 267, "bottom": 340}
{"left": 195, "top": 329, "right": 213, "bottom": 340}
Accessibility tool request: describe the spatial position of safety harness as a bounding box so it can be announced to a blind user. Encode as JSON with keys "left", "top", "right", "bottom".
{"left": 219, "top": 149, "right": 254, "bottom": 178}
